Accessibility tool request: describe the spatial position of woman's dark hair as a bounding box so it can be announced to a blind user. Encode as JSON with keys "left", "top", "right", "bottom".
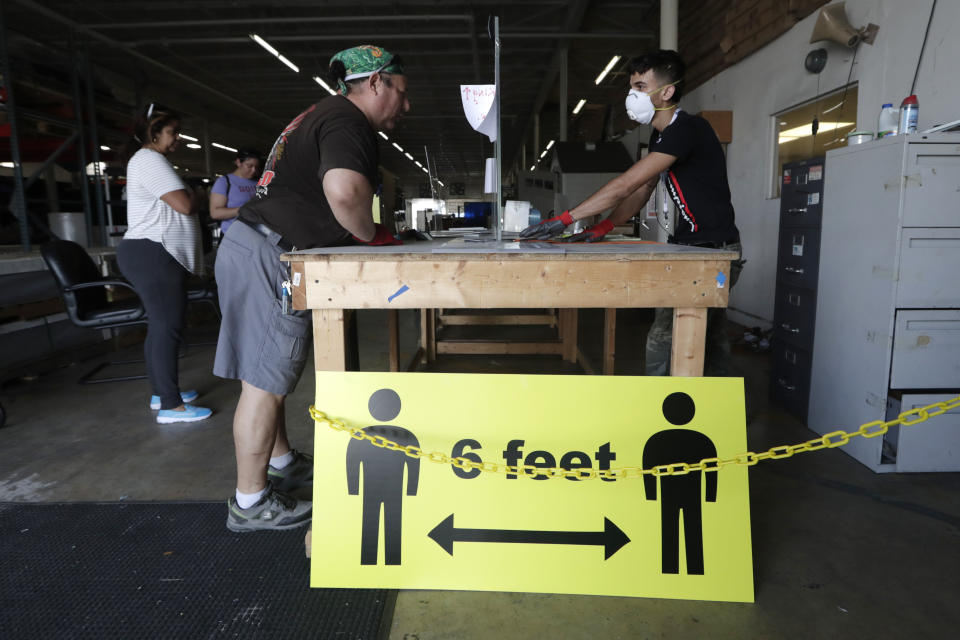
{"left": 122, "top": 102, "right": 181, "bottom": 165}
{"left": 236, "top": 148, "right": 261, "bottom": 162}
{"left": 627, "top": 50, "right": 686, "bottom": 103}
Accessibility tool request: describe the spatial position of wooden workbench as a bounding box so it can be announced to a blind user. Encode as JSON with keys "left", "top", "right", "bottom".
{"left": 285, "top": 239, "right": 737, "bottom": 377}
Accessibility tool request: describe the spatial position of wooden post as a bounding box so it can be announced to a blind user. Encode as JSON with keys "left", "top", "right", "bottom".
{"left": 388, "top": 309, "right": 399, "bottom": 372}
{"left": 561, "top": 308, "right": 578, "bottom": 363}
{"left": 603, "top": 308, "right": 616, "bottom": 375}
{"left": 670, "top": 307, "right": 707, "bottom": 376}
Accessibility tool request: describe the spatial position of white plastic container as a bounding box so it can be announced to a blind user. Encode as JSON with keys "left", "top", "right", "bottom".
{"left": 847, "top": 131, "right": 874, "bottom": 146}
{"left": 877, "top": 103, "right": 898, "bottom": 138}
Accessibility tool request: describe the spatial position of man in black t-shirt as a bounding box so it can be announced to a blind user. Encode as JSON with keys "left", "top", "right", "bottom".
{"left": 214, "top": 45, "right": 410, "bottom": 532}
{"left": 520, "top": 50, "right": 743, "bottom": 376}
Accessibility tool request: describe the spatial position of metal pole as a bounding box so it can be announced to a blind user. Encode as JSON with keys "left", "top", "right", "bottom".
{"left": 559, "top": 46, "right": 568, "bottom": 142}
{"left": 82, "top": 48, "right": 107, "bottom": 246}
{"left": 202, "top": 119, "right": 212, "bottom": 177}
{"left": 0, "top": 0, "right": 30, "bottom": 250}
{"left": 494, "top": 16, "right": 502, "bottom": 243}
{"left": 70, "top": 53, "right": 93, "bottom": 246}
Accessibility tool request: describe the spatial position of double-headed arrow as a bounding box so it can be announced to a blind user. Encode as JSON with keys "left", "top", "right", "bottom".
{"left": 428, "top": 514, "right": 630, "bottom": 560}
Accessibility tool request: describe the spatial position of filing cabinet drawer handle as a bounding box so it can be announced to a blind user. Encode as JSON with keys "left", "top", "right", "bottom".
{"left": 777, "top": 378, "right": 797, "bottom": 392}
{"left": 784, "top": 266, "right": 805, "bottom": 274}
{"left": 781, "top": 323, "right": 800, "bottom": 333}
{"left": 787, "top": 207, "right": 808, "bottom": 214}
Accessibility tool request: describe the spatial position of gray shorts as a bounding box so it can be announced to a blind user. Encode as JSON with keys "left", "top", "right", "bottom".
{"left": 213, "top": 221, "right": 311, "bottom": 395}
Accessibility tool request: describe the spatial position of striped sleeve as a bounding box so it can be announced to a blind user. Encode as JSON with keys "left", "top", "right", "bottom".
{"left": 138, "top": 150, "right": 186, "bottom": 199}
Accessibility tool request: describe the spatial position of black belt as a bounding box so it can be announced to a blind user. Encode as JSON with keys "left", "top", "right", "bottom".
{"left": 237, "top": 218, "right": 296, "bottom": 252}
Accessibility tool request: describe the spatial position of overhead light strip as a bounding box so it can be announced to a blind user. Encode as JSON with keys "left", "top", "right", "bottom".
{"left": 313, "top": 75, "right": 337, "bottom": 96}
{"left": 572, "top": 98, "right": 586, "bottom": 115}
{"left": 250, "top": 33, "right": 299, "bottom": 73}
{"left": 594, "top": 55, "right": 621, "bottom": 85}
{"left": 212, "top": 142, "right": 238, "bottom": 152}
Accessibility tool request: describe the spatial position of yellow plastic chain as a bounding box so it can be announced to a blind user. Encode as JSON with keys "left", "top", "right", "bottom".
{"left": 308, "top": 394, "right": 960, "bottom": 480}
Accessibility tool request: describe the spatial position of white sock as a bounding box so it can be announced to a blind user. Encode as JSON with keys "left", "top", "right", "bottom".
{"left": 270, "top": 451, "right": 294, "bottom": 470}
{"left": 235, "top": 487, "right": 267, "bottom": 509}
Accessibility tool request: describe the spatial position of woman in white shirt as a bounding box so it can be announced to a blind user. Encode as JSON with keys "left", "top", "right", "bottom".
{"left": 118, "top": 103, "right": 213, "bottom": 424}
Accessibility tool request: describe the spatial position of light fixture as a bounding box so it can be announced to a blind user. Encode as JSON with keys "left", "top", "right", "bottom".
{"left": 250, "top": 33, "right": 299, "bottom": 73}
{"left": 422, "top": 167, "right": 429, "bottom": 173}
{"left": 313, "top": 76, "right": 337, "bottom": 96}
{"left": 99, "top": 145, "right": 110, "bottom": 151}
{"left": 529, "top": 164, "right": 536, "bottom": 171}
{"left": 378, "top": 131, "right": 389, "bottom": 140}
{"left": 595, "top": 55, "right": 621, "bottom": 85}
{"left": 186, "top": 143, "right": 202, "bottom": 149}
{"left": 1, "top": 161, "right": 15, "bottom": 168}
{"left": 202, "top": 178, "right": 210, "bottom": 183}
{"left": 404, "top": 152, "right": 414, "bottom": 160}
{"left": 778, "top": 121, "right": 853, "bottom": 143}
{"left": 572, "top": 99, "right": 586, "bottom": 115}
{"left": 212, "top": 142, "right": 238, "bottom": 152}
{"left": 392, "top": 142, "right": 404, "bottom": 153}
{"left": 179, "top": 133, "right": 199, "bottom": 142}
{"left": 545, "top": 139, "right": 555, "bottom": 150}
{"left": 437, "top": 180, "right": 444, "bottom": 187}
{"left": 539, "top": 150, "right": 548, "bottom": 159}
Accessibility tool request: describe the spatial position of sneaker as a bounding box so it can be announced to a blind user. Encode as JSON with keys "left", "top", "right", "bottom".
{"left": 156, "top": 403, "right": 213, "bottom": 424}
{"left": 226, "top": 486, "right": 312, "bottom": 532}
{"left": 150, "top": 390, "right": 199, "bottom": 410}
{"left": 267, "top": 449, "right": 314, "bottom": 493}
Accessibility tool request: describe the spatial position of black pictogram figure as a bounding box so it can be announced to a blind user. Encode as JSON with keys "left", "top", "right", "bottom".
{"left": 346, "top": 388, "right": 420, "bottom": 565}
{"left": 642, "top": 392, "right": 718, "bottom": 575}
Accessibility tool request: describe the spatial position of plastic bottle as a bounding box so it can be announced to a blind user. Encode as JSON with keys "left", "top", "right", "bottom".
{"left": 877, "top": 103, "right": 899, "bottom": 138}
{"left": 898, "top": 95, "right": 919, "bottom": 134}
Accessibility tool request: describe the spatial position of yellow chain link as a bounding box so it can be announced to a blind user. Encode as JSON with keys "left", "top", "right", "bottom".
{"left": 308, "top": 394, "right": 960, "bottom": 479}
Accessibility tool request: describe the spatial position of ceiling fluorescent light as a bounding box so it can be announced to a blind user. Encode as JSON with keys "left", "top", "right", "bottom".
{"left": 529, "top": 165, "right": 536, "bottom": 171}
{"left": 422, "top": 167, "right": 429, "bottom": 173}
{"left": 277, "top": 54, "right": 299, "bottom": 74}
{"left": 545, "top": 139, "right": 555, "bottom": 150}
{"left": 539, "top": 150, "right": 548, "bottom": 159}
{"left": 437, "top": 180, "right": 444, "bottom": 187}
{"left": 212, "top": 142, "right": 238, "bottom": 152}
{"left": 378, "top": 131, "right": 389, "bottom": 140}
{"left": 594, "top": 55, "right": 621, "bottom": 85}
{"left": 392, "top": 142, "right": 404, "bottom": 153}
{"left": 778, "top": 121, "right": 853, "bottom": 143}
{"left": 186, "top": 143, "right": 201, "bottom": 149}
{"left": 404, "top": 152, "right": 414, "bottom": 160}
{"left": 99, "top": 145, "right": 110, "bottom": 151}
{"left": 313, "top": 76, "right": 337, "bottom": 96}
{"left": 249, "top": 34, "right": 279, "bottom": 57}
{"left": 414, "top": 161, "right": 423, "bottom": 168}
{"left": 572, "top": 99, "right": 587, "bottom": 115}
{"left": 179, "top": 133, "right": 198, "bottom": 142}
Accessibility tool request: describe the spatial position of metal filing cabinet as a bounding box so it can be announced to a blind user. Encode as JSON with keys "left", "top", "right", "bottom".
{"left": 808, "top": 134, "right": 960, "bottom": 472}
{"left": 771, "top": 157, "right": 825, "bottom": 422}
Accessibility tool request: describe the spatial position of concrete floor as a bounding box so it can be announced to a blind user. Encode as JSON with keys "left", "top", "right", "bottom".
{"left": 1, "top": 308, "right": 958, "bottom": 639}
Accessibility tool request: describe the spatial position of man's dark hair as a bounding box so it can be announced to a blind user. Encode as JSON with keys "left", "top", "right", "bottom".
{"left": 627, "top": 50, "right": 686, "bottom": 103}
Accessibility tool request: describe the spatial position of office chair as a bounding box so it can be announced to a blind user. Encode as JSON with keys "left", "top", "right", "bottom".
{"left": 40, "top": 240, "right": 219, "bottom": 384}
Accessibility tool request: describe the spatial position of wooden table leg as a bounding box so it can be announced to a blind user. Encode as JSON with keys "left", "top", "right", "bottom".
{"left": 561, "top": 308, "right": 578, "bottom": 363}
{"left": 603, "top": 308, "right": 616, "bottom": 375}
{"left": 670, "top": 307, "right": 707, "bottom": 376}
{"left": 388, "top": 309, "right": 399, "bottom": 372}
{"left": 307, "top": 308, "right": 348, "bottom": 557}
{"left": 420, "top": 308, "right": 436, "bottom": 363}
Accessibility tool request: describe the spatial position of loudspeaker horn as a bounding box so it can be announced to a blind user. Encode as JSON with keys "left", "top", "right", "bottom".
{"left": 810, "top": 2, "right": 878, "bottom": 48}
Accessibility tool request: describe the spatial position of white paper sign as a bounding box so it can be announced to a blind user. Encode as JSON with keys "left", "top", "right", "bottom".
{"left": 461, "top": 85, "right": 498, "bottom": 142}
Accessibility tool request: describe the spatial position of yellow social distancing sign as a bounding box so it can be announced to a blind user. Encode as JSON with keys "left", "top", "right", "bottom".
{"left": 310, "top": 372, "right": 753, "bottom": 603}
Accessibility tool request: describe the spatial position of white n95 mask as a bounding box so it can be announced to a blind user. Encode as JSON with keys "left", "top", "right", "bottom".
{"left": 625, "top": 89, "right": 655, "bottom": 124}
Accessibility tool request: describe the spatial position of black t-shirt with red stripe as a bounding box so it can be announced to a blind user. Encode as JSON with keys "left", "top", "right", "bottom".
{"left": 648, "top": 110, "right": 739, "bottom": 246}
{"left": 239, "top": 95, "right": 379, "bottom": 249}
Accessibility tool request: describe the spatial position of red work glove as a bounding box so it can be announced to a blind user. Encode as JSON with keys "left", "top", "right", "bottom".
{"left": 519, "top": 210, "right": 575, "bottom": 240}
{"left": 561, "top": 218, "right": 615, "bottom": 243}
{"left": 353, "top": 223, "right": 402, "bottom": 246}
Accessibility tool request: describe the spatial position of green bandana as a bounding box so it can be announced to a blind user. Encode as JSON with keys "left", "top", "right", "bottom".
{"left": 330, "top": 45, "right": 404, "bottom": 94}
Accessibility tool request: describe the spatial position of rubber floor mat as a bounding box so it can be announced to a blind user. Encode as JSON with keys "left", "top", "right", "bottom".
{"left": 0, "top": 502, "right": 393, "bottom": 639}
